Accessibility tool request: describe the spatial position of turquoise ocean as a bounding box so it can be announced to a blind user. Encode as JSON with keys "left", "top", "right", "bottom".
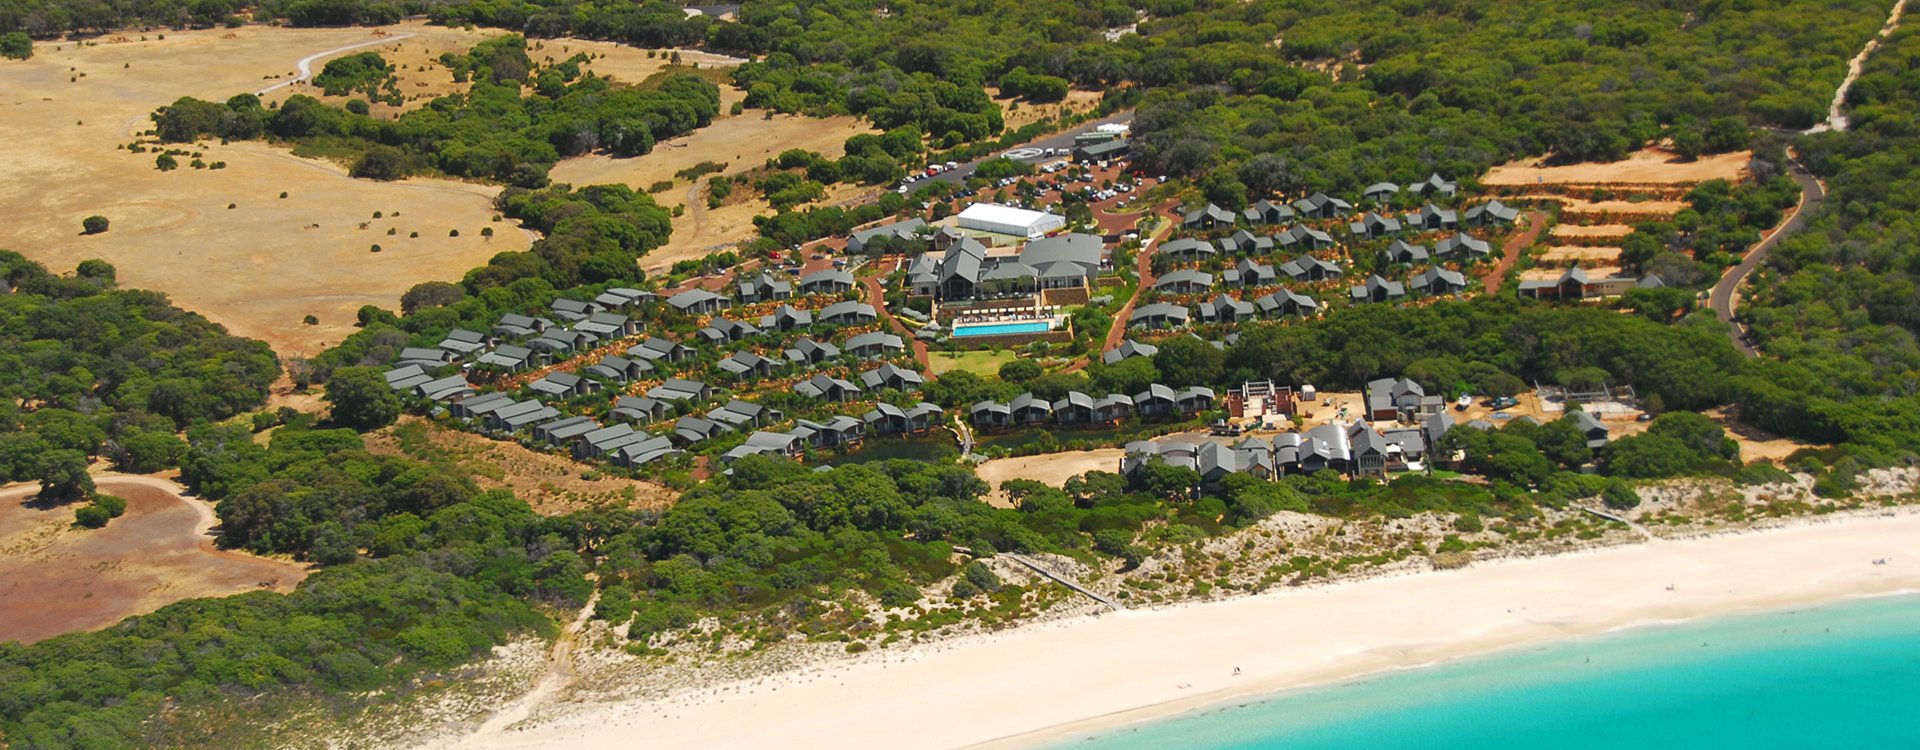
{"left": 1051, "top": 594, "right": 1920, "bottom": 749}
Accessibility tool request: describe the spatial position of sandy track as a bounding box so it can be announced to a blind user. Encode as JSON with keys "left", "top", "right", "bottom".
{"left": 1809, "top": 0, "right": 1909, "bottom": 133}
{"left": 255, "top": 33, "right": 419, "bottom": 96}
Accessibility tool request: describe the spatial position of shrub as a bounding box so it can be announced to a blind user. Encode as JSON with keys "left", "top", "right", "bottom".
{"left": 93, "top": 494, "right": 127, "bottom": 518}
{"left": 81, "top": 215, "right": 109, "bottom": 234}
{"left": 75, "top": 504, "right": 111, "bottom": 528}
{"left": 1602, "top": 479, "right": 1642, "bottom": 510}
{"left": 155, "top": 154, "right": 177, "bottom": 171}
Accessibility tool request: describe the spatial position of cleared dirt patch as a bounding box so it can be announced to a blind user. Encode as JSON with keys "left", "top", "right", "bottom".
{"left": 550, "top": 113, "right": 878, "bottom": 272}
{"left": 974, "top": 449, "right": 1125, "bottom": 507}
{"left": 1539, "top": 246, "right": 1624, "bottom": 267}
{"left": 0, "top": 21, "right": 530, "bottom": 357}
{"left": 363, "top": 417, "right": 677, "bottom": 515}
{"left": 1518, "top": 195, "right": 1686, "bottom": 215}
{"left": 1549, "top": 224, "right": 1635, "bottom": 247}
{"left": 0, "top": 475, "right": 307, "bottom": 644}
{"left": 992, "top": 88, "right": 1103, "bottom": 130}
{"left": 1484, "top": 148, "right": 1749, "bottom": 186}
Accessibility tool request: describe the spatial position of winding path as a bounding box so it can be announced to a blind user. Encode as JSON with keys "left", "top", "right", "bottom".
{"left": 860, "top": 257, "right": 933, "bottom": 372}
{"left": 254, "top": 32, "right": 419, "bottom": 97}
{"left": 1806, "top": 0, "right": 1908, "bottom": 134}
{"left": 1708, "top": 155, "right": 1824, "bottom": 357}
{"left": 456, "top": 591, "right": 600, "bottom": 747}
{"left": 1481, "top": 210, "right": 1547, "bottom": 295}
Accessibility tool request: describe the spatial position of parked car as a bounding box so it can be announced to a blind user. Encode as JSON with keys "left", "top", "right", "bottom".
{"left": 1488, "top": 396, "right": 1519, "bottom": 410}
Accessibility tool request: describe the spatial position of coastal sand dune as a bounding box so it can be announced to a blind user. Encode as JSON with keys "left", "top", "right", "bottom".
{"left": 442, "top": 511, "right": 1920, "bottom": 750}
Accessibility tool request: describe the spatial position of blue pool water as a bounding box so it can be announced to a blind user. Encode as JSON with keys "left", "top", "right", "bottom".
{"left": 954, "top": 321, "right": 1052, "bottom": 337}
{"left": 1051, "top": 594, "right": 1920, "bottom": 750}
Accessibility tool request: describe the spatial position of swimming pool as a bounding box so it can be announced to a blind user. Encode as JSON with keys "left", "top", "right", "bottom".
{"left": 952, "top": 321, "right": 1052, "bottom": 337}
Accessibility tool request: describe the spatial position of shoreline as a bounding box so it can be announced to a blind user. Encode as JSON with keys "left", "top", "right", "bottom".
{"left": 442, "top": 508, "right": 1920, "bottom": 750}
{"left": 1000, "top": 587, "right": 1920, "bottom": 750}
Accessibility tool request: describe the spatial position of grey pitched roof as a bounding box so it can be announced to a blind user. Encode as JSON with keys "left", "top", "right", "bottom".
{"left": 1102, "top": 340, "right": 1159, "bottom": 364}
{"left": 1154, "top": 269, "right": 1214, "bottom": 291}
{"left": 667, "top": 288, "right": 727, "bottom": 311}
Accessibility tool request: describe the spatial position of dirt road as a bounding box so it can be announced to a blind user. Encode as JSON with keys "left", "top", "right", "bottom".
{"left": 1709, "top": 157, "right": 1823, "bottom": 357}
{"left": 1481, "top": 210, "right": 1547, "bottom": 294}
{"left": 255, "top": 32, "right": 419, "bottom": 96}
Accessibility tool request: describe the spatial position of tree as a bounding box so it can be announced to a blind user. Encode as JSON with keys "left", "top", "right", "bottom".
{"left": 75, "top": 504, "right": 112, "bottom": 528}
{"left": 1603, "top": 434, "right": 1694, "bottom": 479}
{"left": 156, "top": 154, "right": 177, "bottom": 171}
{"left": 82, "top": 215, "right": 110, "bottom": 235}
{"left": 399, "top": 281, "right": 467, "bottom": 314}
{"left": 351, "top": 145, "right": 408, "bottom": 180}
{"left": 0, "top": 32, "right": 29, "bottom": 61}
{"left": 111, "top": 429, "right": 188, "bottom": 473}
{"left": 1646, "top": 411, "right": 1737, "bottom": 461}
{"left": 961, "top": 560, "right": 1002, "bottom": 593}
{"left": 1153, "top": 336, "right": 1224, "bottom": 387}
{"left": 998, "top": 358, "right": 1042, "bottom": 384}
{"left": 35, "top": 449, "right": 93, "bottom": 502}
{"left": 74, "top": 259, "right": 116, "bottom": 285}
{"left": 324, "top": 366, "right": 402, "bottom": 430}
{"left": 1602, "top": 479, "right": 1642, "bottom": 510}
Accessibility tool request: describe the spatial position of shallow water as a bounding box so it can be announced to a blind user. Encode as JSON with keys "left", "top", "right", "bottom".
{"left": 1054, "top": 594, "right": 1920, "bottom": 749}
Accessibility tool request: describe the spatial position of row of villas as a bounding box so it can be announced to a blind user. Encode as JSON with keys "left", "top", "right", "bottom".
{"left": 1120, "top": 375, "right": 1612, "bottom": 489}
{"left": 376, "top": 264, "right": 921, "bottom": 469}
{"left": 1120, "top": 417, "right": 1453, "bottom": 485}
{"left": 968, "top": 384, "right": 1216, "bottom": 429}
{"left": 1178, "top": 174, "right": 1460, "bottom": 231}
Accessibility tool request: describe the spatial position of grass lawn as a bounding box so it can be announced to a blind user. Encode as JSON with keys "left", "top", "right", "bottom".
{"left": 929, "top": 350, "right": 1016, "bottom": 378}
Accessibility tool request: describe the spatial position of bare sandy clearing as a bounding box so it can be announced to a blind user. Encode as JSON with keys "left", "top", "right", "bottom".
{"left": 1550, "top": 223, "right": 1634, "bottom": 238}
{"left": 974, "top": 449, "right": 1125, "bottom": 506}
{"left": 1484, "top": 148, "right": 1749, "bottom": 186}
{"left": 1519, "top": 195, "right": 1687, "bottom": 216}
{"left": 993, "top": 88, "right": 1104, "bottom": 130}
{"left": 0, "top": 22, "right": 529, "bottom": 357}
{"left": 0, "top": 475, "right": 308, "bottom": 644}
{"left": 550, "top": 112, "right": 874, "bottom": 202}
{"left": 364, "top": 417, "right": 676, "bottom": 515}
{"left": 285, "top": 30, "right": 740, "bottom": 118}
{"left": 1538, "top": 245, "right": 1624, "bottom": 265}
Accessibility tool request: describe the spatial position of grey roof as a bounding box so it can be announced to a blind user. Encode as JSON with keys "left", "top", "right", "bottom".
{"left": 1102, "top": 340, "right": 1159, "bottom": 365}
{"left": 1158, "top": 237, "right": 1215, "bottom": 259}
{"left": 860, "top": 363, "right": 925, "bottom": 390}
{"left": 1129, "top": 303, "right": 1190, "bottom": 328}
{"left": 1410, "top": 267, "right": 1468, "bottom": 295}
{"left": 648, "top": 378, "right": 709, "bottom": 401}
{"left": 818, "top": 300, "right": 877, "bottom": 323}
{"left": 1434, "top": 233, "right": 1492, "bottom": 257}
{"left": 667, "top": 288, "right": 728, "bottom": 311}
{"left": 1383, "top": 239, "right": 1430, "bottom": 264}
{"left": 1019, "top": 233, "right": 1103, "bottom": 269}
{"left": 849, "top": 217, "right": 929, "bottom": 247}
{"left": 845, "top": 331, "right": 904, "bottom": 353}
{"left": 1350, "top": 274, "right": 1407, "bottom": 302}
{"left": 1154, "top": 269, "right": 1214, "bottom": 292}
{"left": 799, "top": 268, "right": 855, "bottom": 290}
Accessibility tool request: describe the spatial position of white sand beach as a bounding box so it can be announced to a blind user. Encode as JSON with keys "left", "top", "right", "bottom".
{"left": 444, "top": 510, "right": 1920, "bottom": 750}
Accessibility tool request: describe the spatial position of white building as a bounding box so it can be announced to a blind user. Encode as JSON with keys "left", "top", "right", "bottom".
{"left": 956, "top": 203, "right": 1066, "bottom": 238}
{"left": 1096, "top": 122, "right": 1130, "bottom": 136}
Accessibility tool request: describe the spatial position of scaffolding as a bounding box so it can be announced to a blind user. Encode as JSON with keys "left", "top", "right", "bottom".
{"left": 1227, "top": 380, "right": 1295, "bottom": 421}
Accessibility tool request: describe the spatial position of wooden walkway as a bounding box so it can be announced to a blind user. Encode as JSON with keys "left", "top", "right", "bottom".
{"left": 1005, "top": 553, "right": 1125, "bottom": 612}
